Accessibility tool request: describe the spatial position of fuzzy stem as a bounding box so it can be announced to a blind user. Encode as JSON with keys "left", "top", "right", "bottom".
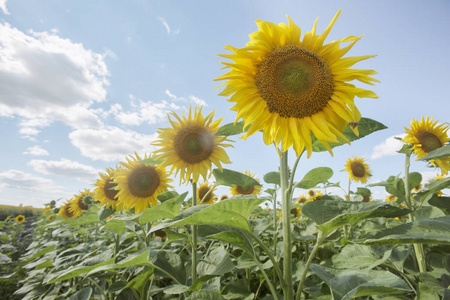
{"left": 191, "top": 181, "right": 198, "bottom": 282}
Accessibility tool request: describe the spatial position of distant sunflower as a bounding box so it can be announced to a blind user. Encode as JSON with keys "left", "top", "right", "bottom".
{"left": 403, "top": 116, "right": 450, "bottom": 175}
{"left": 114, "top": 153, "right": 172, "bottom": 213}
{"left": 15, "top": 215, "right": 25, "bottom": 223}
{"left": 290, "top": 207, "right": 301, "bottom": 219}
{"left": 215, "top": 10, "right": 378, "bottom": 157}
{"left": 58, "top": 201, "right": 74, "bottom": 219}
{"left": 345, "top": 155, "right": 372, "bottom": 184}
{"left": 230, "top": 171, "right": 261, "bottom": 197}
{"left": 94, "top": 167, "right": 121, "bottom": 210}
{"left": 46, "top": 215, "right": 54, "bottom": 221}
{"left": 70, "top": 189, "right": 94, "bottom": 217}
{"left": 153, "top": 106, "right": 233, "bottom": 184}
{"left": 197, "top": 182, "right": 217, "bottom": 205}
{"left": 219, "top": 195, "right": 229, "bottom": 201}
{"left": 386, "top": 195, "right": 397, "bottom": 203}
{"left": 296, "top": 195, "right": 308, "bottom": 204}
{"left": 307, "top": 189, "right": 316, "bottom": 199}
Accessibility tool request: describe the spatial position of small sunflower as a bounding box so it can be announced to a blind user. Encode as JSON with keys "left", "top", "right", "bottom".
{"left": 215, "top": 10, "right": 378, "bottom": 157}
{"left": 219, "top": 195, "right": 229, "bottom": 201}
{"left": 230, "top": 171, "right": 262, "bottom": 197}
{"left": 153, "top": 106, "right": 233, "bottom": 184}
{"left": 15, "top": 215, "right": 25, "bottom": 223}
{"left": 94, "top": 167, "right": 121, "bottom": 210}
{"left": 386, "top": 195, "right": 397, "bottom": 202}
{"left": 42, "top": 206, "right": 52, "bottom": 214}
{"left": 362, "top": 195, "right": 371, "bottom": 202}
{"left": 114, "top": 153, "right": 172, "bottom": 213}
{"left": 58, "top": 201, "right": 75, "bottom": 219}
{"left": 153, "top": 228, "right": 168, "bottom": 240}
{"left": 290, "top": 207, "right": 301, "bottom": 219}
{"left": 307, "top": 189, "right": 316, "bottom": 199}
{"left": 403, "top": 116, "right": 450, "bottom": 175}
{"left": 313, "top": 190, "right": 324, "bottom": 201}
{"left": 70, "top": 189, "right": 94, "bottom": 217}
{"left": 296, "top": 195, "right": 308, "bottom": 204}
{"left": 344, "top": 155, "right": 372, "bottom": 184}
{"left": 197, "top": 182, "right": 217, "bottom": 205}
{"left": 46, "top": 215, "right": 54, "bottom": 221}
{"left": 413, "top": 183, "right": 422, "bottom": 192}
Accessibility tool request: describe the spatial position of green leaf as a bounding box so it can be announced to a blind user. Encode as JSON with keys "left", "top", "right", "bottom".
{"left": 407, "top": 172, "right": 422, "bottom": 191}
{"left": 157, "top": 191, "right": 179, "bottom": 202}
{"left": 68, "top": 207, "right": 100, "bottom": 228}
{"left": 213, "top": 169, "right": 261, "bottom": 187}
{"left": 101, "top": 219, "right": 127, "bottom": 234}
{"left": 216, "top": 120, "right": 245, "bottom": 136}
{"left": 151, "top": 250, "right": 186, "bottom": 284}
{"left": 368, "top": 175, "right": 406, "bottom": 202}
{"left": 139, "top": 192, "right": 187, "bottom": 224}
{"left": 417, "top": 177, "right": 450, "bottom": 203}
{"left": 207, "top": 231, "right": 254, "bottom": 255}
{"left": 68, "top": 287, "right": 93, "bottom": 300}
{"left": 310, "top": 264, "right": 412, "bottom": 300}
{"left": 34, "top": 259, "right": 53, "bottom": 270}
{"left": 197, "top": 246, "right": 234, "bottom": 276}
{"left": 397, "top": 143, "right": 413, "bottom": 155}
{"left": 125, "top": 267, "right": 154, "bottom": 296}
{"left": 332, "top": 244, "right": 392, "bottom": 270}
{"left": 363, "top": 215, "right": 450, "bottom": 246}
{"left": 85, "top": 249, "right": 151, "bottom": 277}
{"left": 302, "top": 199, "right": 410, "bottom": 235}
{"left": 98, "top": 206, "right": 116, "bottom": 222}
{"left": 263, "top": 171, "right": 280, "bottom": 186}
{"left": 312, "top": 118, "right": 387, "bottom": 153}
{"left": 411, "top": 206, "right": 445, "bottom": 220}
{"left": 0, "top": 253, "right": 11, "bottom": 264}
{"left": 295, "top": 167, "right": 333, "bottom": 189}
{"left": 356, "top": 187, "right": 371, "bottom": 196}
{"left": 186, "top": 290, "right": 226, "bottom": 300}
{"left": 419, "top": 144, "right": 450, "bottom": 161}
{"left": 24, "top": 244, "right": 56, "bottom": 262}
{"left": 429, "top": 195, "right": 450, "bottom": 213}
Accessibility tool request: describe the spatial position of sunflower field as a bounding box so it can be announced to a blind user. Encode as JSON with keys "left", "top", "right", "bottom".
{"left": 2, "top": 10, "right": 450, "bottom": 300}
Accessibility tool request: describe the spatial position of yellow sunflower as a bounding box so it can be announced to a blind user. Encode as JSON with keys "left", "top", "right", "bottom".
{"left": 296, "top": 195, "right": 308, "bottom": 204}
{"left": 230, "top": 171, "right": 262, "bottom": 197}
{"left": 197, "top": 182, "right": 217, "bottom": 205}
{"left": 307, "top": 189, "right": 316, "bottom": 199}
{"left": 69, "top": 189, "right": 94, "bottom": 217}
{"left": 386, "top": 195, "right": 397, "bottom": 202}
{"left": 403, "top": 116, "right": 450, "bottom": 175}
{"left": 94, "top": 167, "right": 122, "bottom": 210}
{"left": 15, "top": 215, "right": 25, "bottom": 223}
{"left": 114, "top": 153, "right": 172, "bottom": 213}
{"left": 58, "top": 201, "right": 75, "bottom": 219}
{"left": 153, "top": 106, "right": 233, "bottom": 184}
{"left": 344, "top": 155, "right": 372, "bottom": 184}
{"left": 219, "top": 195, "right": 229, "bottom": 201}
{"left": 215, "top": 10, "right": 378, "bottom": 157}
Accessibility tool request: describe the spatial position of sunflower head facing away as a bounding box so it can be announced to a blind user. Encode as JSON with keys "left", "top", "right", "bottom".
{"left": 345, "top": 155, "right": 372, "bottom": 184}
{"left": 197, "top": 182, "right": 217, "bottom": 205}
{"left": 94, "top": 167, "right": 121, "bottom": 210}
{"left": 58, "top": 201, "right": 75, "bottom": 219}
{"left": 114, "top": 153, "right": 172, "bottom": 213}
{"left": 230, "top": 171, "right": 261, "bottom": 197}
{"left": 153, "top": 106, "right": 233, "bottom": 184}
{"left": 215, "top": 10, "right": 378, "bottom": 157}
{"left": 69, "top": 189, "right": 94, "bottom": 217}
{"left": 403, "top": 116, "right": 450, "bottom": 175}
{"left": 15, "top": 215, "right": 25, "bottom": 223}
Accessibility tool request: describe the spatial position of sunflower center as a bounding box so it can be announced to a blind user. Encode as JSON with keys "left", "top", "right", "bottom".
{"left": 104, "top": 178, "right": 119, "bottom": 201}
{"left": 255, "top": 45, "right": 334, "bottom": 118}
{"left": 198, "top": 185, "right": 213, "bottom": 204}
{"left": 351, "top": 162, "right": 366, "bottom": 178}
{"left": 174, "top": 126, "right": 215, "bottom": 164}
{"left": 236, "top": 185, "right": 255, "bottom": 195}
{"left": 127, "top": 166, "right": 160, "bottom": 198}
{"left": 290, "top": 208, "right": 299, "bottom": 218}
{"left": 77, "top": 197, "right": 89, "bottom": 210}
{"left": 416, "top": 131, "right": 442, "bottom": 153}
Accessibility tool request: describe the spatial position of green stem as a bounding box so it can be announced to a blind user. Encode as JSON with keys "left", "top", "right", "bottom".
{"left": 280, "top": 150, "right": 293, "bottom": 299}
{"left": 295, "top": 232, "right": 326, "bottom": 300}
{"left": 347, "top": 179, "right": 352, "bottom": 201}
{"left": 272, "top": 186, "right": 278, "bottom": 285}
{"left": 250, "top": 252, "right": 279, "bottom": 300}
{"left": 191, "top": 181, "right": 198, "bottom": 282}
{"left": 87, "top": 277, "right": 107, "bottom": 300}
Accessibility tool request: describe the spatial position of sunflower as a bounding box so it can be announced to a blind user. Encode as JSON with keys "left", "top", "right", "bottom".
{"left": 94, "top": 167, "right": 122, "bottom": 210}
{"left": 215, "top": 10, "right": 378, "bottom": 157}
{"left": 197, "top": 182, "right": 217, "bottom": 205}
{"left": 58, "top": 201, "right": 75, "bottom": 219}
{"left": 290, "top": 207, "right": 301, "bottom": 219}
{"left": 307, "top": 189, "right": 316, "bottom": 199}
{"left": 69, "top": 189, "right": 94, "bottom": 217}
{"left": 230, "top": 171, "right": 262, "bottom": 197}
{"left": 296, "top": 195, "right": 308, "bottom": 204}
{"left": 345, "top": 155, "right": 372, "bottom": 184}
{"left": 42, "top": 206, "right": 52, "bottom": 214}
{"left": 219, "top": 195, "right": 229, "bottom": 201}
{"left": 46, "top": 215, "right": 54, "bottom": 221}
{"left": 15, "top": 215, "right": 25, "bottom": 223}
{"left": 114, "top": 153, "right": 172, "bottom": 213}
{"left": 386, "top": 195, "right": 397, "bottom": 203}
{"left": 153, "top": 106, "right": 233, "bottom": 184}
{"left": 403, "top": 116, "right": 450, "bottom": 175}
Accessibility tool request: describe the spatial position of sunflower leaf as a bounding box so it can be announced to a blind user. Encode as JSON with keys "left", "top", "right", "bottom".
{"left": 139, "top": 192, "right": 187, "bottom": 224}
{"left": 419, "top": 144, "right": 450, "bottom": 161}
{"left": 216, "top": 120, "right": 245, "bottom": 136}
{"left": 263, "top": 171, "right": 280, "bottom": 185}
{"left": 311, "top": 118, "right": 387, "bottom": 153}
{"left": 213, "top": 168, "right": 261, "bottom": 187}
{"left": 295, "top": 167, "right": 333, "bottom": 189}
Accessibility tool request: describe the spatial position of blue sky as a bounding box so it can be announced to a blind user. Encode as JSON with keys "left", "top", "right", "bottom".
{"left": 1, "top": 0, "right": 449, "bottom": 208}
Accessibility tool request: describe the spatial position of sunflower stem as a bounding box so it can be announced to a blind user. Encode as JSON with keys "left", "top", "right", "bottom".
{"left": 280, "top": 150, "right": 293, "bottom": 299}
{"left": 272, "top": 185, "right": 278, "bottom": 285}
{"left": 404, "top": 152, "right": 427, "bottom": 273}
{"left": 191, "top": 181, "right": 198, "bottom": 282}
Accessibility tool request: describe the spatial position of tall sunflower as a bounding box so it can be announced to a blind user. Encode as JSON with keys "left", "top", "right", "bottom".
{"left": 403, "top": 116, "right": 450, "bottom": 175}
{"left": 197, "top": 182, "right": 217, "bottom": 205}
{"left": 114, "top": 153, "right": 172, "bottom": 213}
{"left": 69, "top": 189, "right": 94, "bottom": 217}
{"left": 344, "top": 155, "right": 372, "bottom": 184}
{"left": 58, "top": 201, "right": 75, "bottom": 219}
{"left": 230, "top": 171, "right": 261, "bottom": 197}
{"left": 153, "top": 106, "right": 233, "bottom": 183}
{"left": 94, "top": 167, "right": 122, "bottom": 210}
{"left": 215, "top": 10, "right": 378, "bottom": 157}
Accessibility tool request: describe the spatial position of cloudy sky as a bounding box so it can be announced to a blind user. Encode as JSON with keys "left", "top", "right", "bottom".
{"left": 1, "top": 0, "right": 449, "bottom": 207}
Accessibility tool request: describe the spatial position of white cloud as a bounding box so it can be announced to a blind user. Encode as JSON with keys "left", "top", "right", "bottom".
{"left": 0, "top": 0, "right": 9, "bottom": 15}
{"left": 69, "top": 126, "right": 158, "bottom": 161}
{"left": 157, "top": 17, "right": 179, "bottom": 35}
{"left": 0, "top": 169, "right": 65, "bottom": 194}
{"left": 23, "top": 145, "right": 49, "bottom": 156}
{"left": 0, "top": 22, "right": 109, "bottom": 134}
{"left": 103, "top": 47, "right": 118, "bottom": 60}
{"left": 371, "top": 134, "right": 406, "bottom": 159}
{"left": 188, "top": 95, "right": 207, "bottom": 106}
{"left": 165, "top": 89, "right": 183, "bottom": 101}
{"left": 27, "top": 158, "right": 99, "bottom": 182}
{"left": 113, "top": 94, "right": 179, "bottom": 126}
